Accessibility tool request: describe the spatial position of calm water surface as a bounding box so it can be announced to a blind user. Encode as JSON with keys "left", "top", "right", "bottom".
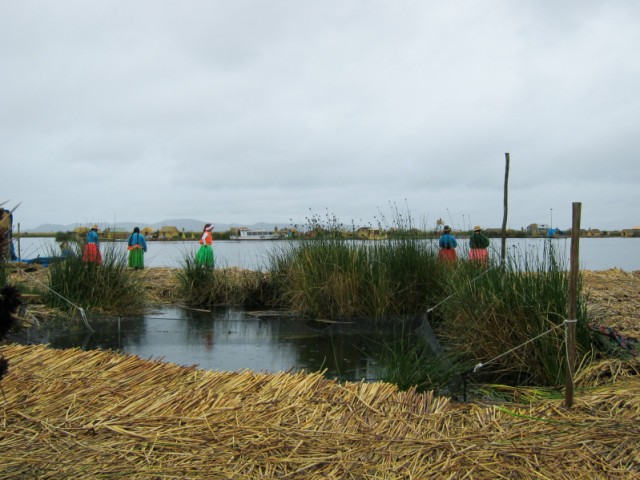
{"left": 17, "top": 306, "right": 415, "bottom": 382}
{"left": 14, "top": 236, "right": 639, "bottom": 271}
{"left": 10, "top": 236, "right": 639, "bottom": 378}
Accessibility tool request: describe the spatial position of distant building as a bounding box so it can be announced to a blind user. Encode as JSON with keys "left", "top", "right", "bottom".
{"left": 526, "top": 224, "right": 550, "bottom": 236}
{"left": 278, "top": 227, "right": 299, "bottom": 238}
{"left": 159, "top": 226, "right": 180, "bottom": 240}
{"left": 141, "top": 227, "right": 155, "bottom": 238}
{"left": 621, "top": 227, "right": 640, "bottom": 237}
{"left": 356, "top": 227, "right": 386, "bottom": 240}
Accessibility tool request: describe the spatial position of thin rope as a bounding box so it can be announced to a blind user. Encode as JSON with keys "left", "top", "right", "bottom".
{"left": 15, "top": 267, "right": 94, "bottom": 332}
{"left": 473, "top": 319, "right": 572, "bottom": 373}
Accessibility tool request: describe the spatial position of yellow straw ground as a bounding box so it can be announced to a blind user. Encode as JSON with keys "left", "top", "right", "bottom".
{"left": 0, "top": 344, "right": 639, "bottom": 479}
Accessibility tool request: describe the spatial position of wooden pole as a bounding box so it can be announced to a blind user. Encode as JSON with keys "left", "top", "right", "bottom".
{"left": 501, "top": 153, "right": 510, "bottom": 266}
{"left": 565, "top": 202, "right": 581, "bottom": 408}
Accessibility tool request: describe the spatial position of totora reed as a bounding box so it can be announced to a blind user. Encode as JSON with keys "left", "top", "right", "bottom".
{"left": 0, "top": 344, "right": 638, "bottom": 478}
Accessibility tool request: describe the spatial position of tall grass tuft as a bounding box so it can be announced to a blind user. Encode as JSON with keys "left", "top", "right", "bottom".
{"left": 175, "top": 256, "right": 274, "bottom": 308}
{"left": 46, "top": 243, "right": 144, "bottom": 313}
{"left": 374, "top": 327, "right": 469, "bottom": 394}
{"left": 268, "top": 237, "right": 449, "bottom": 320}
{"left": 439, "top": 242, "right": 593, "bottom": 386}
{"left": 175, "top": 257, "right": 217, "bottom": 307}
{"left": 268, "top": 211, "right": 598, "bottom": 389}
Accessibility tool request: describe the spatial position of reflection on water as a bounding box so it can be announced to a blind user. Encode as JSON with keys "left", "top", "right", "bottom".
{"left": 16, "top": 306, "right": 419, "bottom": 381}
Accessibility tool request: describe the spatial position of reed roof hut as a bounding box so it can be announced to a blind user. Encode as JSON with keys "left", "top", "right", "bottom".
{"left": 159, "top": 225, "right": 180, "bottom": 239}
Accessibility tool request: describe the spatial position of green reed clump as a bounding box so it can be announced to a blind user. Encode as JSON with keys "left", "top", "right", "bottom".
{"left": 175, "top": 257, "right": 218, "bottom": 307}
{"left": 267, "top": 237, "right": 448, "bottom": 320}
{"left": 267, "top": 205, "right": 452, "bottom": 319}
{"left": 267, "top": 213, "right": 602, "bottom": 388}
{"left": 175, "top": 257, "right": 274, "bottom": 308}
{"left": 439, "top": 243, "right": 593, "bottom": 386}
{"left": 374, "top": 328, "right": 469, "bottom": 394}
{"left": 46, "top": 243, "right": 144, "bottom": 313}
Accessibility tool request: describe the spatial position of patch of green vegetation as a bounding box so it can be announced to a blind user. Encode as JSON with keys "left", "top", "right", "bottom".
{"left": 175, "top": 256, "right": 274, "bottom": 308}
{"left": 46, "top": 243, "right": 145, "bottom": 314}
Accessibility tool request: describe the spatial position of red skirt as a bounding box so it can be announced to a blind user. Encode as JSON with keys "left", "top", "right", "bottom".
{"left": 438, "top": 248, "right": 457, "bottom": 262}
{"left": 82, "top": 243, "right": 103, "bottom": 265}
{"left": 469, "top": 248, "right": 488, "bottom": 262}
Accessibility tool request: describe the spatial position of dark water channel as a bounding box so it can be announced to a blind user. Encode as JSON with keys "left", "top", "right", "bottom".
{"left": 16, "top": 306, "right": 422, "bottom": 382}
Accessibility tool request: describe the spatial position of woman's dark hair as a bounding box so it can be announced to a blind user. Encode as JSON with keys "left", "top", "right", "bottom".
{"left": 133, "top": 227, "right": 140, "bottom": 233}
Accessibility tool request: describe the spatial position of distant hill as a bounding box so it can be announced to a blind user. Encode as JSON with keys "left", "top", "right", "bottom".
{"left": 25, "top": 219, "right": 290, "bottom": 233}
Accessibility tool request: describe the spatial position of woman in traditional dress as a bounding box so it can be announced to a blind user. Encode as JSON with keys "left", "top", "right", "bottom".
{"left": 195, "top": 223, "right": 214, "bottom": 267}
{"left": 82, "top": 224, "right": 102, "bottom": 265}
{"left": 127, "top": 226, "right": 148, "bottom": 270}
{"left": 469, "top": 225, "right": 490, "bottom": 263}
{"left": 437, "top": 225, "right": 457, "bottom": 263}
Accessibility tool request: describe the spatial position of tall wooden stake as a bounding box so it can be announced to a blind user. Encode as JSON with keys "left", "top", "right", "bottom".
{"left": 501, "top": 153, "right": 510, "bottom": 266}
{"left": 565, "top": 202, "right": 581, "bottom": 408}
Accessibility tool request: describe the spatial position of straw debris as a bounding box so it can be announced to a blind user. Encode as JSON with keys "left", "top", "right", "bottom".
{"left": 1, "top": 344, "right": 639, "bottom": 478}
{"left": 583, "top": 269, "right": 640, "bottom": 339}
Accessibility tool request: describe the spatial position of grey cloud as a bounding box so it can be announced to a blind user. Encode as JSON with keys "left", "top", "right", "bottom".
{"left": 1, "top": 1, "right": 639, "bottom": 231}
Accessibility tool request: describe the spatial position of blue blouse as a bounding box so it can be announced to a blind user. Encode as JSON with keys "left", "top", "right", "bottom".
{"left": 439, "top": 233, "right": 457, "bottom": 249}
{"left": 128, "top": 232, "right": 148, "bottom": 252}
{"left": 86, "top": 230, "right": 100, "bottom": 244}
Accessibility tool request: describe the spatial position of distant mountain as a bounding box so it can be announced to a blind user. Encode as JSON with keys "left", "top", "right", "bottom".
{"left": 25, "top": 219, "right": 290, "bottom": 233}
{"left": 24, "top": 223, "right": 73, "bottom": 233}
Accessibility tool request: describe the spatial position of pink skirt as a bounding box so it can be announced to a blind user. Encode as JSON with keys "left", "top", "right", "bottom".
{"left": 469, "top": 248, "right": 488, "bottom": 262}
{"left": 82, "top": 243, "right": 102, "bottom": 265}
{"left": 438, "top": 248, "right": 457, "bottom": 262}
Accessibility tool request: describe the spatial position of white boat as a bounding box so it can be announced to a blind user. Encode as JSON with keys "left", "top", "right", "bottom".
{"left": 230, "top": 228, "right": 279, "bottom": 240}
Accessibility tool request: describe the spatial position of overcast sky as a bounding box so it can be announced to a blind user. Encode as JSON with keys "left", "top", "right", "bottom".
{"left": 1, "top": 1, "right": 639, "bottom": 232}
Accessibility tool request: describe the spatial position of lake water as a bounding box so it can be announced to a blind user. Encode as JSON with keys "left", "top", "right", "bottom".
{"left": 9, "top": 236, "right": 639, "bottom": 380}
{"left": 16, "top": 306, "right": 416, "bottom": 382}
{"left": 12, "top": 236, "right": 640, "bottom": 271}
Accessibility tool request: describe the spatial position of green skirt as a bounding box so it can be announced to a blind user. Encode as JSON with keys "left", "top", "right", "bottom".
{"left": 128, "top": 248, "right": 145, "bottom": 269}
{"left": 195, "top": 244, "right": 214, "bottom": 267}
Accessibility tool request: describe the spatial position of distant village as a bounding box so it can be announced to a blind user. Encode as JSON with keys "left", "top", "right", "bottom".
{"left": 24, "top": 223, "right": 640, "bottom": 242}
{"left": 521, "top": 224, "right": 640, "bottom": 238}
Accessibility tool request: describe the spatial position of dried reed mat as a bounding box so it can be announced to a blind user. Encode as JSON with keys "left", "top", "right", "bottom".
{"left": 137, "top": 267, "right": 181, "bottom": 304}
{"left": 1, "top": 345, "right": 639, "bottom": 479}
{"left": 583, "top": 269, "right": 640, "bottom": 339}
{"left": 126, "top": 267, "right": 267, "bottom": 306}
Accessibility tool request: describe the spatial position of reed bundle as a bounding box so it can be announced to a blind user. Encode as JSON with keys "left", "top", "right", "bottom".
{"left": 140, "top": 267, "right": 181, "bottom": 304}
{"left": 583, "top": 269, "right": 640, "bottom": 338}
{"left": 0, "top": 344, "right": 638, "bottom": 478}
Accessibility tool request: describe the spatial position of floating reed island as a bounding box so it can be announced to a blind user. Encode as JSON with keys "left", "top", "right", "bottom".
{"left": 3, "top": 236, "right": 640, "bottom": 477}
{"left": 1, "top": 343, "right": 639, "bottom": 478}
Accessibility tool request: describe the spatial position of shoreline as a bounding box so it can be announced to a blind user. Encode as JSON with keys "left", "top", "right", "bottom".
{"left": 8, "top": 265, "right": 640, "bottom": 339}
